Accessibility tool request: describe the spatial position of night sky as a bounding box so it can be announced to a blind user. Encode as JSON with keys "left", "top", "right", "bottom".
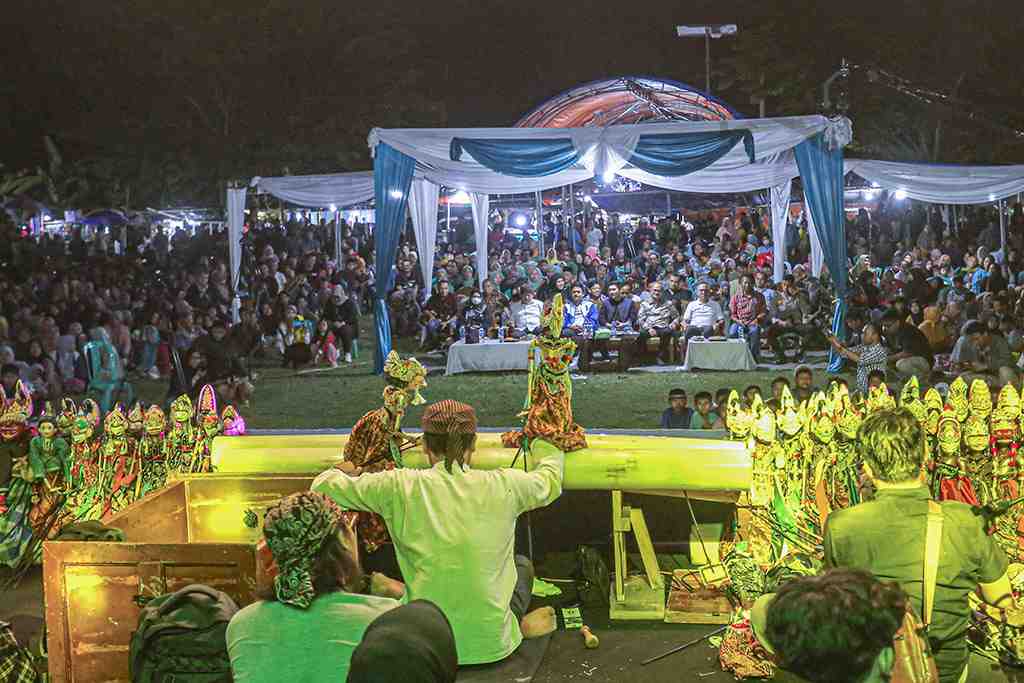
{"left": 3, "top": 0, "right": 1022, "bottom": 204}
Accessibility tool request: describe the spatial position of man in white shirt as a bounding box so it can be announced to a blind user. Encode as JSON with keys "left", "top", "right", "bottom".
{"left": 507, "top": 284, "right": 544, "bottom": 337}
{"left": 679, "top": 282, "right": 724, "bottom": 356}
{"left": 311, "top": 400, "right": 564, "bottom": 665}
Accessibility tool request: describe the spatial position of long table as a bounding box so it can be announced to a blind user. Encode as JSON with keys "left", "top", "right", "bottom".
{"left": 445, "top": 339, "right": 534, "bottom": 375}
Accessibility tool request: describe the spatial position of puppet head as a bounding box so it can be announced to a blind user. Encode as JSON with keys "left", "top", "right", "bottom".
{"left": 170, "top": 394, "right": 193, "bottom": 426}
{"left": 725, "top": 390, "right": 752, "bottom": 440}
{"left": 127, "top": 403, "right": 144, "bottom": 438}
{"left": 752, "top": 396, "right": 776, "bottom": 445}
{"left": 195, "top": 385, "right": 222, "bottom": 438}
{"left": 947, "top": 376, "right": 969, "bottom": 423}
{"left": 899, "top": 376, "right": 927, "bottom": 426}
{"left": 991, "top": 384, "right": 1021, "bottom": 444}
{"left": 104, "top": 404, "right": 128, "bottom": 438}
{"left": 834, "top": 391, "right": 863, "bottom": 442}
{"left": 383, "top": 351, "right": 427, "bottom": 407}
{"left": 808, "top": 392, "right": 835, "bottom": 445}
{"left": 923, "top": 388, "right": 943, "bottom": 436}
{"left": 543, "top": 293, "right": 566, "bottom": 339}
{"left": 936, "top": 406, "right": 962, "bottom": 458}
{"left": 56, "top": 397, "right": 77, "bottom": 436}
{"left": 0, "top": 380, "right": 32, "bottom": 442}
{"left": 866, "top": 384, "right": 896, "bottom": 414}
{"left": 776, "top": 385, "right": 805, "bottom": 439}
{"left": 963, "top": 414, "right": 990, "bottom": 453}
{"left": 221, "top": 405, "right": 246, "bottom": 436}
{"left": 968, "top": 378, "right": 993, "bottom": 420}
{"left": 37, "top": 416, "right": 57, "bottom": 440}
{"left": 144, "top": 404, "right": 166, "bottom": 437}
{"left": 70, "top": 403, "right": 99, "bottom": 445}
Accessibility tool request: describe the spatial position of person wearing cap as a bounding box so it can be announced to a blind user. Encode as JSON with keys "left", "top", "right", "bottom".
{"left": 312, "top": 399, "right": 565, "bottom": 665}
{"left": 226, "top": 492, "right": 400, "bottom": 682}
{"left": 660, "top": 388, "right": 692, "bottom": 429}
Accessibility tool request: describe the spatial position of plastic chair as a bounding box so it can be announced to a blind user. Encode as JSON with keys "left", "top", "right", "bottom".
{"left": 83, "top": 341, "right": 135, "bottom": 413}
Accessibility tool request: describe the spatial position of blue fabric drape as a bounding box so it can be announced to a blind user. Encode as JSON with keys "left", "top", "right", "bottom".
{"left": 628, "top": 130, "right": 755, "bottom": 177}
{"left": 373, "top": 142, "right": 416, "bottom": 374}
{"left": 795, "top": 132, "right": 847, "bottom": 372}
{"left": 450, "top": 138, "right": 580, "bottom": 177}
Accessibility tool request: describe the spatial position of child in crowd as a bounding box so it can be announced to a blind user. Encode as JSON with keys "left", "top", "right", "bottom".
{"left": 690, "top": 391, "right": 722, "bottom": 429}
{"left": 660, "top": 388, "right": 692, "bottom": 428}
{"left": 311, "top": 318, "right": 339, "bottom": 368}
{"left": 867, "top": 368, "right": 886, "bottom": 391}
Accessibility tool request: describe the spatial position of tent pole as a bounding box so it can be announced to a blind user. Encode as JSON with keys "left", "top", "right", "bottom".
{"left": 535, "top": 191, "right": 544, "bottom": 256}
{"left": 1000, "top": 199, "right": 1007, "bottom": 254}
{"left": 568, "top": 183, "right": 576, "bottom": 253}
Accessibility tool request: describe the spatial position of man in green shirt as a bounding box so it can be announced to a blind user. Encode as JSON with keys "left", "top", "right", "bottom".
{"left": 312, "top": 399, "right": 565, "bottom": 665}
{"left": 823, "top": 408, "right": 1015, "bottom": 683}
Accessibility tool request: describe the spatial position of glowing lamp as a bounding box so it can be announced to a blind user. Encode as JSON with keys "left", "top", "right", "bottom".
{"left": 602, "top": 170, "right": 615, "bottom": 184}
{"left": 894, "top": 189, "right": 907, "bottom": 200}
{"left": 389, "top": 189, "right": 404, "bottom": 200}
{"left": 515, "top": 214, "right": 528, "bottom": 227}
{"left": 329, "top": 204, "right": 337, "bottom": 212}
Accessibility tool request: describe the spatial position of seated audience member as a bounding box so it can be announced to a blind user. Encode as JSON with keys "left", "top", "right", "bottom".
{"left": 728, "top": 274, "right": 766, "bottom": 363}
{"left": 562, "top": 284, "right": 598, "bottom": 371}
{"left": 346, "top": 600, "right": 458, "bottom": 683}
{"left": 918, "top": 305, "right": 951, "bottom": 353}
{"left": 660, "top": 388, "right": 692, "bottom": 428}
{"left": 226, "top": 492, "right": 400, "bottom": 682}
{"left": 323, "top": 287, "right": 359, "bottom": 364}
{"left": 824, "top": 408, "right": 1016, "bottom": 682}
{"left": 690, "top": 391, "right": 722, "bottom": 430}
{"left": 881, "top": 309, "right": 934, "bottom": 383}
{"left": 792, "top": 365, "right": 815, "bottom": 404}
{"left": 826, "top": 323, "right": 887, "bottom": 395}
{"left": 635, "top": 282, "right": 677, "bottom": 366}
{"left": 679, "top": 283, "right": 724, "bottom": 352}
{"left": 867, "top": 368, "right": 886, "bottom": 391}
{"left": 951, "top": 320, "right": 1016, "bottom": 386}
{"left": 508, "top": 283, "right": 544, "bottom": 338}
{"left": 312, "top": 400, "right": 564, "bottom": 665}
{"left": 751, "top": 568, "right": 906, "bottom": 683}
{"left": 421, "top": 281, "right": 459, "bottom": 349}
{"left": 743, "top": 384, "right": 762, "bottom": 406}
{"left": 765, "top": 376, "right": 791, "bottom": 410}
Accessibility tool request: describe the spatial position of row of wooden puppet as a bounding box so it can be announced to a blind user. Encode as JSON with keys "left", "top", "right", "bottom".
{"left": 0, "top": 381, "right": 246, "bottom": 567}
{"left": 723, "top": 375, "right": 1024, "bottom": 566}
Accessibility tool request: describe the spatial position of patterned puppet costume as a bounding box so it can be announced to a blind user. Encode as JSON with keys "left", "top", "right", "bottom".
{"left": 24, "top": 414, "right": 70, "bottom": 545}
{"left": 67, "top": 400, "right": 104, "bottom": 521}
{"left": 165, "top": 394, "right": 196, "bottom": 473}
{"left": 502, "top": 294, "right": 587, "bottom": 452}
{"left": 137, "top": 405, "right": 169, "bottom": 497}
{"left": 0, "top": 381, "right": 35, "bottom": 567}
{"left": 189, "top": 385, "right": 221, "bottom": 474}
{"left": 101, "top": 405, "right": 138, "bottom": 516}
{"left": 341, "top": 351, "right": 427, "bottom": 553}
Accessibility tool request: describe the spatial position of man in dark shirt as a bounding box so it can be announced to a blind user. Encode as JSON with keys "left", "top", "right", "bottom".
{"left": 660, "top": 388, "right": 692, "bottom": 429}
{"left": 881, "top": 308, "right": 934, "bottom": 383}
{"left": 824, "top": 408, "right": 1014, "bottom": 683}
{"left": 421, "top": 280, "right": 458, "bottom": 349}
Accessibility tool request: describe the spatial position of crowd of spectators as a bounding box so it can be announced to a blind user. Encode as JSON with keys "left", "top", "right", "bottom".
{"left": 2, "top": 194, "right": 1024, "bottom": 415}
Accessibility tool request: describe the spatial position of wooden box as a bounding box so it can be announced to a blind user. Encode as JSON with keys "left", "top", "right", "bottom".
{"left": 664, "top": 570, "right": 735, "bottom": 624}
{"left": 43, "top": 474, "right": 312, "bottom": 683}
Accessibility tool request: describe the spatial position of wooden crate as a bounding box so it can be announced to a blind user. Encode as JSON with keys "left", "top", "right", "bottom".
{"left": 664, "top": 570, "right": 734, "bottom": 624}
{"left": 43, "top": 474, "right": 313, "bottom": 683}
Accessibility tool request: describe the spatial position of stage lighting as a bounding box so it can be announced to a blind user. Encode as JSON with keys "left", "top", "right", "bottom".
{"left": 329, "top": 204, "right": 337, "bottom": 212}
{"left": 451, "top": 190, "right": 471, "bottom": 204}
{"left": 389, "top": 189, "right": 404, "bottom": 199}
{"left": 894, "top": 189, "right": 907, "bottom": 200}
{"left": 602, "top": 170, "right": 615, "bottom": 183}
{"left": 514, "top": 214, "right": 528, "bottom": 227}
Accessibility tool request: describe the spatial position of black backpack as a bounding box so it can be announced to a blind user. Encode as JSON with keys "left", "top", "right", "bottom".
{"left": 129, "top": 584, "right": 239, "bottom": 683}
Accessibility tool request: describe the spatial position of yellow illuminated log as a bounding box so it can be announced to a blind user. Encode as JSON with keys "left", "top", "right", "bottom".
{"left": 211, "top": 433, "right": 751, "bottom": 492}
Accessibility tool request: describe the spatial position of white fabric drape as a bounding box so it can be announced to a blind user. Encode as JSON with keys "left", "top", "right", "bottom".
{"left": 470, "top": 193, "right": 490, "bottom": 290}
{"left": 226, "top": 187, "right": 247, "bottom": 323}
{"left": 371, "top": 115, "right": 830, "bottom": 196}
{"left": 770, "top": 180, "right": 792, "bottom": 283}
{"left": 251, "top": 172, "right": 374, "bottom": 208}
{"left": 846, "top": 160, "right": 1024, "bottom": 205}
{"left": 409, "top": 179, "right": 440, "bottom": 294}
{"left": 333, "top": 211, "right": 343, "bottom": 266}
{"left": 804, "top": 192, "right": 824, "bottom": 278}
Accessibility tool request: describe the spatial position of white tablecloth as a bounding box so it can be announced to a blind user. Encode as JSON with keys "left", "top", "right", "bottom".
{"left": 445, "top": 340, "right": 535, "bottom": 375}
{"left": 682, "top": 339, "right": 756, "bottom": 371}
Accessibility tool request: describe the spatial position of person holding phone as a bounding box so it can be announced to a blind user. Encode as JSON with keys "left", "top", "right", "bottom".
{"left": 825, "top": 323, "right": 888, "bottom": 395}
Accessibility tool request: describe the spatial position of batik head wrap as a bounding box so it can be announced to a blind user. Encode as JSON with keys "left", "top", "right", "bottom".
{"left": 262, "top": 491, "right": 343, "bottom": 609}
{"left": 421, "top": 399, "right": 478, "bottom": 435}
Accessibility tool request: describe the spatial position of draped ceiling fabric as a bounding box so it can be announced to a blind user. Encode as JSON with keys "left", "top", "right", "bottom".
{"left": 845, "top": 160, "right": 1024, "bottom": 204}
{"left": 470, "top": 193, "right": 490, "bottom": 290}
{"left": 795, "top": 132, "right": 849, "bottom": 373}
{"left": 226, "top": 188, "right": 247, "bottom": 324}
{"left": 251, "top": 172, "right": 374, "bottom": 208}
{"left": 409, "top": 179, "right": 440, "bottom": 293}
{"left": 769, "top": 180, "right": 793, "bottom": 284}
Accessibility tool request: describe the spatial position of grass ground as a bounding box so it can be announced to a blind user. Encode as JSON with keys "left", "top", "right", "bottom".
{"left": 132, "top": 352, "right": 799, "bottom": 430}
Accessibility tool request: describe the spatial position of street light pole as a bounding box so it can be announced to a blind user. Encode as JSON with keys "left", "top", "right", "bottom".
{"left": 676, "top": 24, "right": 738, "bottom": 95}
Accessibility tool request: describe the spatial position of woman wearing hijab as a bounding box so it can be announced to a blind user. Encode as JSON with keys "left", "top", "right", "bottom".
{"left": 226, "top": 492, "right": 399, "bottom": 682}
{"left": 347, "top": 600, "right": 458, "bottom": 683}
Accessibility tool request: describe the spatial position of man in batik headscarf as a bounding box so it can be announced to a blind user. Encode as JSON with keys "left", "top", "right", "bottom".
{"left": 226, "top": 492, "right": 398, "bottom": 682}
{"left": 314, "top": 399, "right": 564, "bottom": 666}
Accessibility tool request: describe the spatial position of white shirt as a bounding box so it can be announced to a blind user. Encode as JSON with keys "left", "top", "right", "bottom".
{"left": 509, "top": 298, "right": 544, "bottom": 332}
{"left": 311, "top": 441, "right": 565, "bottom": 665}
{"left": 683, "top": 299, "right": 724, "bottom": 328}
{"left": 586, "top": 228, "right": 603, "bottom": 249}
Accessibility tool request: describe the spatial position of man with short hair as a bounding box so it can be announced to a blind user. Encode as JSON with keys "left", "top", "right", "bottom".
{"left": 824, "top": 408, "right": 1015, "bottom": 682}
{"left": 312, "top": 400, "right": 564, "bottom": 665}
{"left": 728, "top": 274, "right": 766, "bottom": 363}
{"left": 635, "top": 282, "right": 677, "bottom": 366}
{"left": 678, "top": 282, "right": 724, "bottom": 358}
{"left": 792, "top": 365, "right": 815, "bottom": 404}
{"left": 508, "top": 284, "right": 544, "bottom": 337}
{"left": 951, "top": 320, "right": 1015, "bottom": 385}
{"left": 562, "top": 285, "right": 598, "bottom": 371}
{"left": 881, "top": 309, "right": 934, "bottom": 383}
{"left": 660, "top": 388, "right": 692, "bottom": 429}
